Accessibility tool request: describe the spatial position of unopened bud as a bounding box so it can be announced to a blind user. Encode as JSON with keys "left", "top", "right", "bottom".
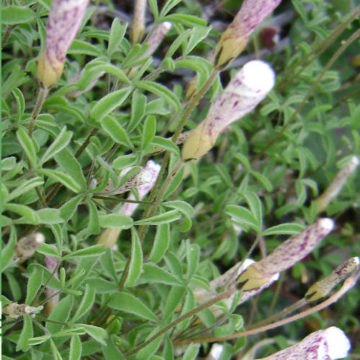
{"left": 315, "top": 156, "right": 359, "bottom": 213}
{"left": 305, "top": 257, "right": 359, "bottom": 302}
{"left": 182, "top": 60, "right": 275, "bottom": 161}
{"left": 258, "top": 327, "right": 351, "bottom": 360}
{"left": 237, "top": 219, "right": 334, "bottom": 291}
{"left": 215, "top": 0, "right": 282, "bottom": 68}
{"left": 15, "top": 232, "right": 45, "bottom": 261}
{"left": 3, "top": 302, "right": 43, "bottom": 319}
{"left": 37, "top": 0, "right": 89, "bottom": 87}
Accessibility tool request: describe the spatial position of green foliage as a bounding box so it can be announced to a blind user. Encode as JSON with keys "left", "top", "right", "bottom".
{"left": 2, "top": 0, "right": 360, "bottom": 359}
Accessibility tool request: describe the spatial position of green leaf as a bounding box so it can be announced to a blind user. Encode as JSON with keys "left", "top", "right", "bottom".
{"left": 3, "top": 6, "right": 35, "bottom": 24}
{"left": 128, "top": 90, "right": 147, "bottom": 132}
{"left": 72, "top": 285, "right": 96, "bottom": 322}
{"left": 244, "top": 192, "right": 263, "bottom": 230}
{"left": 226, "top": 205, "right": 260, "bottom": 232}
{"left": 55, "top": 148, "right": 87, "bottom": 190}
{"left": 163, "top": 14, "right": 207, "bottom": 27}
{"left": 5, "top": 203, "right": 40, "bottom": 224}
{"left": 162, "top": 286, "right": 186, "bottom": 319}
{"left": 138, "top": 263, "right": 182, "bottom": 286}
{"left": 40, "top": 127, "right": 73, "bottom": 165}
{"left": 6, "top": 177, "right": 44, "bottom": 202}
{"left": 28, "top": 334, "right": 51, "bottom": 346}
{"left": 163, "top": 199, "right": 193, "bottom": 231}
{"left": 37, "top": 244, "right": 61, "bottom": 259}
{"left": 77, "top": 324, "right": 107, "bottom": 346}
{"left": 108, "top": 292, "right": 158, "bottom": 322}
{"left": 50, "top": 338, "right": 64, "bottom": 360}
{"left": 16, "top": 315, "right": 33, "bottom": 352}
{"left": 16, "top": 126, "right": 37, "bottom": 168}
{"left": 134, "top": 81, "right": 181, "bottom": 112}
{"left": 185, "top": 243, "right": 200, "bottom": 280}
{"left": 125, "top": 228, "right": 143, "bottom": 287}
{"left": 113, "top": 153, "right": 139, "bottom": 171}
{"left": 149, "top": 223, "right": 170, "bottom": 263}
{"left": 163, "top": 167, "right": 184, "bottom": 200}
{"left": 182, "top": 344, "right": 200, "bottom": 360}
{"left": 47, "top": 296, "right": 73, "bottom": 333}
{"left": 25, "top": 266, "right": 43, "bottom": 304}
{"left": 12, "top": 88, "right": 25, "bottom": 121}
{"left": 250, "top": 170, "right": 274, "bottom": 192}
{"left": 69, "top": 335, "right": 82, "bottom": 360}
{"left": 101, "top": 115, "right": 133, "bottom": 148}
{"left": 262, "top": 223, "right": 305, "bottom": 236}
{"left": 60, "top": 195, "right": 83, "bottom": 221}
{"left": 36, "top": 208, "right": 64, "bottom": 224}
{"left": 68, "top": 40, "right": 102, "bottom": 56}
{"left": 152, "top": 136, "right": 179, "bottom": 155}
{"left": 134, "top": 210, "right": 181, "bottom": 225}
{"left": 91, "top": 87, "right": 132, "bottom": 121}
{"left": 184, "top": 26, "right": 211, "bottom": 55}
{"left": 40, "top": 169, "right": 82, "bottom": 193}
{"left": 63, "top": 245, "right": 106, "bottom": 260}
{"left": 2, "top": 226, "right": 17, "bottom": 270}
{"left": 159, "top": 0, "right": 181, "bottom": 16}
{"left": 87, "top": 200, "right": 100, "bottom": 235}
{"left": 148, "top": 0, "right": 159, "bottom": 18}
{"left": 141, "top": 115, "right": 156, "bottom": 150}
{"left": 99, "top": 213, "right": 133, "bottom": 229}
{"left": 108, "top": 19, "right": 127, "bottom": 57}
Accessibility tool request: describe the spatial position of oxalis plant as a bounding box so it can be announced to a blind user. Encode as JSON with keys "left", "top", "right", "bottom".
{"left": 2, "top": 0, "right": 360, "bottom": 359}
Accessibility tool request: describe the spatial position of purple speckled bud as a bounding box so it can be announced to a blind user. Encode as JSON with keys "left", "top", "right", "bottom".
{"left": 182, "top": 60, "right": 275, "bottom": 161}
{"left": 143, "top": 22, "right": 172, "bottom": 59}
{"left": 97, "top": 160, "right": 161, "bottom": 247}
{"left": 237, "top": 219, "right": 335, "bottom": 291}
{"left": 258, "top": 327, "right": 351, "bottom": 360}
{"left": 37, "top": 0, "right": 89, "bottom": 87}
{"left": 215, "top": 0, "right": 282, "bottom": 68}
{"left": 305, "top": 257, "right": 359, "bottom": 302}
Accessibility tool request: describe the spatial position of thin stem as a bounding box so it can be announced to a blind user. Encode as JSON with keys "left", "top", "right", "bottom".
{"left": 28, "top": 86, "right": 49, "bottom": 137}
{"left": 173, "top": 271, "right": 360, "bottom": 345}
{"left": 259, "top": 28, "right": 360, "bottom": 157}
{"left": 277, "top": 7, "right": 360, "bottom": 92}
{"left": 126, "top": 287, "right": 236, "bottom": 356}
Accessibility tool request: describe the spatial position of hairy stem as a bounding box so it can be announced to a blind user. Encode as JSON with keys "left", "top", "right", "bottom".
{"left": 28, "top": 86, "right": 49, "bottom": 137}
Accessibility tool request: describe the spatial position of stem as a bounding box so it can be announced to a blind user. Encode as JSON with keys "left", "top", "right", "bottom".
{"left": 173, "top": 271, "right": 360, "bottom": 345}
{"left": 277, "top": 7, "right": 360, "bottom": 92}
{"left": 126, "top": 287, "right": 236, "bottom": 356}
{"left": 259, "top": 28, "right": 360, "bottom": 157}
{"left": 28, "top": 86, "right": 49, "bottom": 137}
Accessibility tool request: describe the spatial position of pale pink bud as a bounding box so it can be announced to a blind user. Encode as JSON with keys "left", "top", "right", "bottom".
{"left": 258, "top": 327, "right": 351, "bottom": 360}
{"left": 237, "top": 219, "right": 335, "bottom": 291}
{"left": 97, "top": 160, "right": 161, "bottom": 247}
{"left": 182, "top": 60, "right": 275, "bottom": 161}
{"left": 306, "top": 257, "right": 359, "bottom": 302}
{"left": 215, "top": 0, "right": 282, "bottom": 68}
{"left": 315, "top": 156, "right": 359, "bottom": 213}
{"left": 37, "top": 0, "right": 89, "bottom": 87}
{"left": 15, "top": 232, "right": 45, "bottom": 261}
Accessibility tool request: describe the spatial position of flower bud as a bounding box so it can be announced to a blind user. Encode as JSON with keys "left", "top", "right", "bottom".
{"left": 44, "top": 256, "right": 60, "bottom": 315}
{"left": 37, "top": 0, "right": 89, "bottom": 87}
{"left": 182, "top": 60, "right": 275, "bottom": 161}
{"left": 237, "top": 219, "right": 335, "bottom": 291}
{"left": 142, "top": 22, "right": 172, "bottom": 59}
{"left": 215, "top": 0, "right": 282, "bottom": 69}
{"left": 305, "top": 257, "right": 359, "bottom": 302}
{"left": 15, "top": 232, "right": 45, "bottom": 261}
{"left": 97, "top": 160, "right": 161, "bottom": 247}
{"left": 4, "top": 303, "right": 43, "bottom": 319}
{"left": 258, "top": 327, "right": 351, "bottom": 360}
{"left": 315, "top": 156, "right": 359, "bottom": 213}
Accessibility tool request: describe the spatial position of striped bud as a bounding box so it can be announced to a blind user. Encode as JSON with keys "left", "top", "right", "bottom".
{"left": 305, "top": 257, "right": 359, "bottom": 302}
{"left": 237, "top": 219, "right": 335, "bottom": 291}
{"left": 97, "top": 160, "right": 161, "bottom": 247}
{"left": 315, "top": 156, "right": 359, "bottom": 213}
{"left": 215, "top": 0, "right": 282, "bottom": 68}
{"left": 182, "top": 60, "right": 275, "bottom": 161}
{"left": 37, "top": 0, "right": 89, "bottom": 87}
{"left": 258, "top": 327, "right": 351, "bottom": 360}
